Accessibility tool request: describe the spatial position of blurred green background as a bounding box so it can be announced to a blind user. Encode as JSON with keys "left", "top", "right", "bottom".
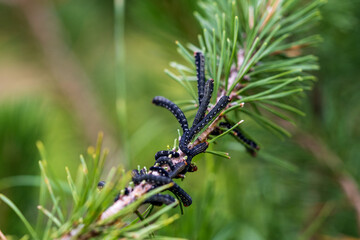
{"left": 0, "top": 0, "right": 360, "bottom": 239}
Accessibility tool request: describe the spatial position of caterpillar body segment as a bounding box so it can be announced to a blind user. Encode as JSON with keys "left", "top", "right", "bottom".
{"left": 193, "top": 79, "right": 214, "bottom": 126}
{"left": 155, "top": 150, "right": 179, "bottom": 160}
{"left": 152, "top": 96, "right": 189, "bottom": 132}
{"left": 132, "top": 174, "right": 171, "bottom": 186}
{"left": 170, "top": 183, "right": 192, "bottom": 207}
{"left": 219, "top": 122, "right": 259, "bottom": 155}
{"left": 149, "top": 166, "right": 170, "bottom": 177}
{"left": 189, "top": 96, "right": 230, "bottom": 137}
{"left": 155, "top": 156, "right": 175, "bottom": 171}
{"left": 189, "top": 142, "right": 209, "bottom": 158}
{"left": 195, "top": 52, "right": 206, "bottom": 105}
{"left": 169, "top": 162, "right": 187, "bottom": 179}
{"left": 143, "top": 193, "right": 176, "bottom": 206}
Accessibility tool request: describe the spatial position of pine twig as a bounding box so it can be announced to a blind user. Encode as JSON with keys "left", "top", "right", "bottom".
{"left": 60, "top": 0, "right": 323, "bottom": 237}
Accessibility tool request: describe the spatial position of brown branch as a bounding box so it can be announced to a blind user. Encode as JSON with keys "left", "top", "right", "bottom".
{"left": 100, "top": 182, "right": 152, "bottom": 220}
{"left": 293, "top": 131, "right": 360, "bottom": 235}
{"left": 339, "top": 176, "right": 360, "bottom": 233}
{"left": 60, "top": 92, "right": 240, "bottom": 239}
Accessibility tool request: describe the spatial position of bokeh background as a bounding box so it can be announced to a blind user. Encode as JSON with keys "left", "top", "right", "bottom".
{"left": 1, "top": 0, "right": 360, "bottom": 239}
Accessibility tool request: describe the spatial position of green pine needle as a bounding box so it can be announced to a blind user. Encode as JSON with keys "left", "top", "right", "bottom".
{"left": 208, "top": 120, "right": 244, "bottom": 143}
{"left": 37, "top": 205, "right": 62, "bottom": 228}
{"left": 168, "top": 0, "right": 323, "bottom": 139}
{"left": 0, "top": 194, "right": 40, "bottom": 240}
{"left": 206, "top": 150, "right": 231, "bottom": 159}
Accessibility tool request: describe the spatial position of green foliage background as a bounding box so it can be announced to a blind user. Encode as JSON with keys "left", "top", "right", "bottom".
{"left": 0, "top": 0, "right": 359, "bottom": 239}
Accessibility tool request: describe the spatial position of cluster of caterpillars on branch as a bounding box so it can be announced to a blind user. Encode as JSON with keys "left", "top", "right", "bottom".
{"left": 100, "top": 52, "right": 239, "bottom": 208}
{"left": 145, "top": 52, "right": 229, "bottom": 207}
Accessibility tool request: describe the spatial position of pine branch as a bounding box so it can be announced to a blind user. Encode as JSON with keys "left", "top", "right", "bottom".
{"left": 90, "top": 0, "right": 323, "bottom": 236}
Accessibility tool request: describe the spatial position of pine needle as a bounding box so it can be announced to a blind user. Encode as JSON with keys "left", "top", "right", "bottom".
{"left": 0, "top": 194, "right": 39, "bottom": 240}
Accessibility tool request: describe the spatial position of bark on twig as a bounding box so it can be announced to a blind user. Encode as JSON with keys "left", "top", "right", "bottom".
{"left": 60, "top": 92, "right": 235, "bottom": 239}
{"left": 0, "top": 230, "right": 7, "bottom": 240}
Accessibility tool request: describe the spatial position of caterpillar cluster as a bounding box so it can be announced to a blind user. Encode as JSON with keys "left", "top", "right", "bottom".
{"left": 146, "top": 53, "right": 229, "bottom": 206}
{"left": 100, "top": 52, "right": 230, "bottom": 208}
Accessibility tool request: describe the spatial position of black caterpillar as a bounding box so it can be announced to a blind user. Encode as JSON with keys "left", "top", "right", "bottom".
{"left": 217, "top": 121, "right": 259, "bottom": 156}
{"left": 100, "top": 52, "right": 230, "bottom": 208}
